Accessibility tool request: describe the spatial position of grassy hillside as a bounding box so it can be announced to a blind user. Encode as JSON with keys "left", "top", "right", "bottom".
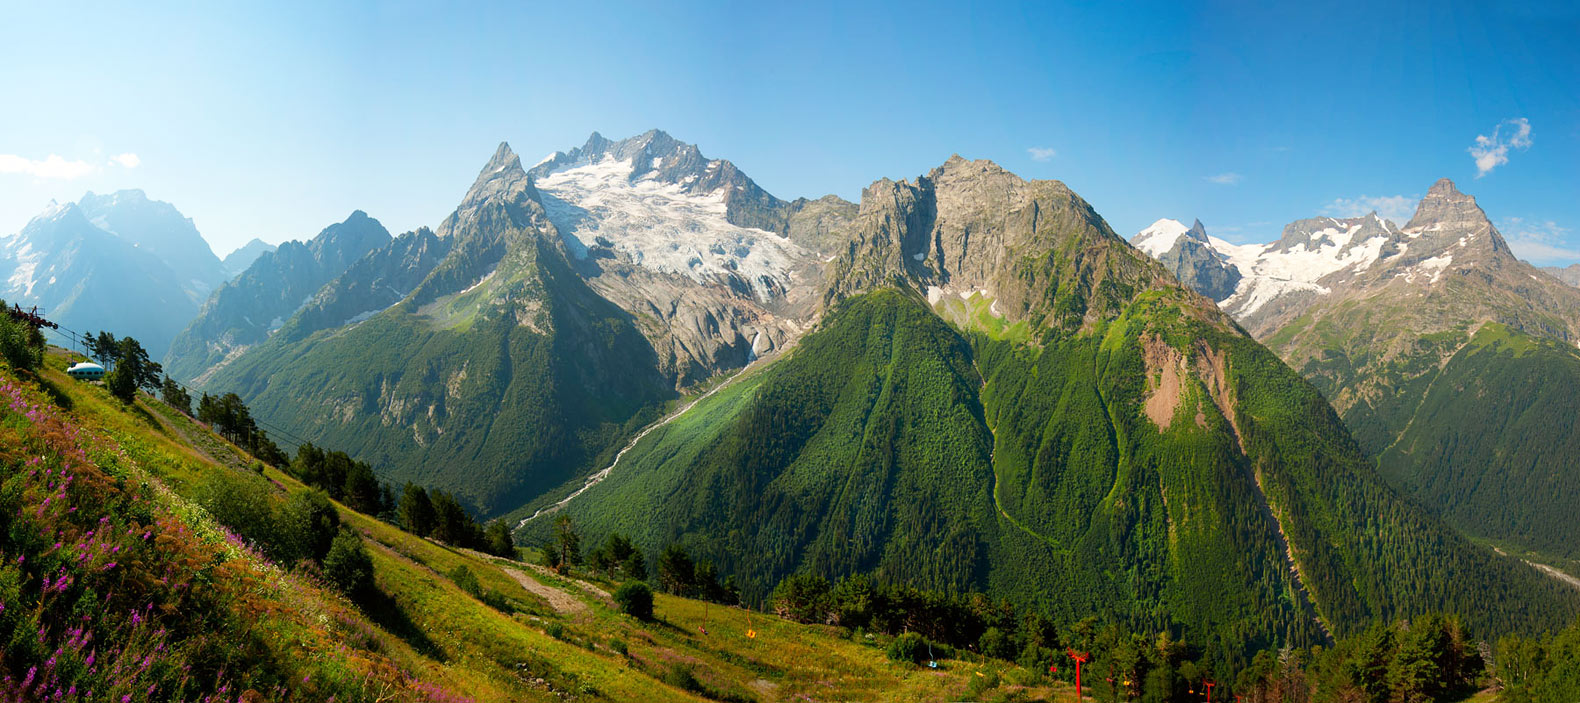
{"left": 555, "top": 286, "right": 1580, "bottom": 671}
{"left": 1, "top": 348, "right": 1064, "bottom": 702}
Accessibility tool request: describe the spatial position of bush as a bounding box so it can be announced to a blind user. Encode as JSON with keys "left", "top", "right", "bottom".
{"left": 663, "top": 665, "right": 704, "bottom": 694}
{"left": 610, "top": 639, "right": 629, "bottom": 656}
{"left": 979, "top": 626, "right": 1012, "bottom": 660}
{"left": 195, "top": 471, "right": 285, "bottom": 560}
{"left": 546, "top": 622, "right": 565, "bottom": 640}
{"left": 771, "top": 571, "right": 831, "bottom": 624}
{"left": 322, "top": 530, "right": 375, "bottom": 598}
{"left": 279, "top": 489, "right": 341, "bottom": 563}
{"left": 0, "top": 314, "right": 44, "bottom": 371}
{"left": 887, "top": 632, "right": 936, "bottom": 665}
{"left": 613, "top": 581, "right": 654, "bottom": 620}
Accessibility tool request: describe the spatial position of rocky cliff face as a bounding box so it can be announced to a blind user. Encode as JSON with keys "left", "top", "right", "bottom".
{"left": 825, "top": 155, "right": 1184, "bottom": 333}
{"left": 1150, "top": 220, "right": 1242, "bottom": 301}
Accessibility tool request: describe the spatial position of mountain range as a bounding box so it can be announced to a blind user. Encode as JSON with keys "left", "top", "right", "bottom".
{"left": 58, "top": 131, "right": 1578, "bottom": 662}
{"left": 1134, "top": 180, "right": 1580, "bottom": 570}
{"left": 1, "top": 189, "right": 228, "bottom": 357}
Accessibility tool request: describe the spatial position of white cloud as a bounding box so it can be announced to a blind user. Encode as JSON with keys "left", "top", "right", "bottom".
{"left": 1469, "top": 117, "right": 1532, "bottom": 178}
{"left": 110, "top": 153, "right": 141, "bottom": 168}
{"left": 1027, "top": 147, "right": 1057, "bottom": 162}
{"left": 0, "top": 153, "right": 98, "bottom": 180}
{"left": 1499, "top": 217, "right": 1580, "bottom": 264}
{"left": 1323, "top": 194, "right": 1418, "bottom": 226}
{"left": 1206, "top": 172, "right": 1242, "bottom": 185}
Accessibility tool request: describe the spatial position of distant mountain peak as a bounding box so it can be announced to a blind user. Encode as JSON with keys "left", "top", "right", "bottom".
{"left": 1406, "top": 177, "right": 1486, "bottom": 230}
{"left": 481, "top": 142, "right": 522, "bottom": 176}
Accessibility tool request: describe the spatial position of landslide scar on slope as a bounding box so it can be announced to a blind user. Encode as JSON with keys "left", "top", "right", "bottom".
{"left": 1142, "top": 334, "right": 1190, "bottom": 430}
{"left": 1141, "top": 335, "right": 1243, "bottom": 450}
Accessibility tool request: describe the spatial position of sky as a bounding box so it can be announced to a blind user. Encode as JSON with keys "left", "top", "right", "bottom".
{"left": 2, "top": 1, "right": 1577, "bottom": 263}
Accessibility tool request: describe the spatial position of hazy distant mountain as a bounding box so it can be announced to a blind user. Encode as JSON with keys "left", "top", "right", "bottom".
{"left": 221, "top": 238, "right": 276, "bottom": 277}
{"left": 0, "top": 191, "right": 222, "bottom": 357}
{"left": 164, "top": 211, "right": 392, "bottom": 383}
{"left": 1137, "top": 180, "right": 1580, "bottom": 564}
{"left": 1541, "top": 263, "right": 1580, "bottom": 287}
{"left": 78, "top": 190, "right": 228, "bottom": 303}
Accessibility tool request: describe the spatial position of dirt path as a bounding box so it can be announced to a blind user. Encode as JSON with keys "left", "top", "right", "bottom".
{"left": 1528, "top": 560, "right": 1580, "bottom": 591}
{"left": 500, "top": 566, "right": 588, "bottom": 615}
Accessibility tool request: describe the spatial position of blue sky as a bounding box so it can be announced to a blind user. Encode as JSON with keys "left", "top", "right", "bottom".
{"left": 2, "top": 1, "right": 1577, "bottom": 263}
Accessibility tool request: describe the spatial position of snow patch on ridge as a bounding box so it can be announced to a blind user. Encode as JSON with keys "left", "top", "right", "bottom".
{"left": 535, "top": 155, "right": 808, "bottom": 303}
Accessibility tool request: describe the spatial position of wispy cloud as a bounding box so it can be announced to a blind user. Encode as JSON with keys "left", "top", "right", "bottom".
{"left": 1027, "top": 147, "right": 1056, "bottom": 162}
{"left": 110, "top": 153, "right": 141, "bottom": 168}
{"left": 1323, "top": 194, "right": 1418, "bottom": 226}
{"left": 0, "top": 153, "right": 98, "bottom": 180}
{"left": 1206, "top": 172, "right": 1242, "bottom": 185}
{"left": 1469, "top": 118, "right": 1532, "bottom": 177}
{"left": 1500, "top": 216, "right": 1580, "bottom": 264}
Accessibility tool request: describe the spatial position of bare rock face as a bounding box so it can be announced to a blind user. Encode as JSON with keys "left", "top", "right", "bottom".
{"left": 825, "top": 155, "right": 1180, "bottom": 332}
{"left": 1155, "top": 220, "right": 1241, "bottom": 301}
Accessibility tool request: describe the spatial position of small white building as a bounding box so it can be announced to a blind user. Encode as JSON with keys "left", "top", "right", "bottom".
{"left": 66, "top": 362, "right": 105, "bottom": 381}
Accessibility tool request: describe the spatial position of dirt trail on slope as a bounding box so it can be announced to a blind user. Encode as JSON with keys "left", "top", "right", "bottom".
{"left": 500, "top": 566, "right": 588, "bottom": 615}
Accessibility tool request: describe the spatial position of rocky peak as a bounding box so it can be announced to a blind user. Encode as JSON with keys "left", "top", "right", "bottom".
{"left": 306, "top": 211, "right": 393, "bottom": 270}
{"left": 440, "top": 142, "right": 542, "bottom": 240}
{"left": 1186, "top": 219, "right": 1209, "bottom": 242}
{"left": 1401, "top": 178, "right": 1510, "bottom": 260}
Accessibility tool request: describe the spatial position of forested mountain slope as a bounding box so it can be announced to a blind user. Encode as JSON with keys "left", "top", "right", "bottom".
{"left": 1137, "top": 180, "right": 1580, "bottom": 568}
{"left": 198, "top": 144, "right": 674, "bottom": 515}
{"left": 555, "top": 158, "right": 1580, "bottom": 664}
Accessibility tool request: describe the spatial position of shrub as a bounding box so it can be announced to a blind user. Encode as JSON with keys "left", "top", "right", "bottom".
{"left": 887, "top": 632, "right": 933, "bottom": 665}
{"left": 613, "top": 581, "right": 655, "bottom": 620}
{"left": 104, "top": 367, "right": 137, "bottom": 403}
{"left": 0, "top": 314, "right": 44, "bottom": 371}
{"left": 449, "top": 565, "right": 482, "bottom": 596}
{"left": 322, "top": 530, "right": 375, "bottom": 598}
{"left": 611, "top": 639, "right": 629, "bottom": 656}
{"left": 195, "top": 471, "right": 284, "bottom": 560}
{"left": 546, "top": 622, "right": 565, "bottom": 640}
{"left": 979, "top": 626, "right": 1012, "bottom": 660}
{"left": 279, "top": 489, "right": 340, "bottom": 563}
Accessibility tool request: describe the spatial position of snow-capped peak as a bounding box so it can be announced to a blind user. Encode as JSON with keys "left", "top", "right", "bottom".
{"left": 1132, "top": 218, "right": 1190, "bottom": 257}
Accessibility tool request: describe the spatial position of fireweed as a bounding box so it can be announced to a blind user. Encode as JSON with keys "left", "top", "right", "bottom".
{"left": 0, "top": 375, "right": 470, "bottom": 702}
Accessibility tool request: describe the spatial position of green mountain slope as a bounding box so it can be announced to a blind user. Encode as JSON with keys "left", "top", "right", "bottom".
{"left": 202, "top": 145, "right": 674, "bottom": 515}
{"left": 9, "top": 347, "right": 1057, "bottom": 702}
{"left": 1378, "top": 322, "right": 1580, "bottom": 563}
{"left": 553, "top": 159, "right": 1580, "bottom": 661}
{"left": 555, "top": 289, "right": 999, "bottom": 597}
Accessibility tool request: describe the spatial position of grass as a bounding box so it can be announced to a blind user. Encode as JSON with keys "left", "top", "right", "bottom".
{"left": 20, "top": 347, "right": 1065, "bottom": 702}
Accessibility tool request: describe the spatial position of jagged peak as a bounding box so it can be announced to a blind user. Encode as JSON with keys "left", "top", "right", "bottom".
{"left": 458, "top": 141, "right": 529, "bottom": 209}
{"left": 1404, "top": 177, "right": 1491, "bottom": 234}
{"left": 480, "top": 142, "right": 522, "bottom": 175}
